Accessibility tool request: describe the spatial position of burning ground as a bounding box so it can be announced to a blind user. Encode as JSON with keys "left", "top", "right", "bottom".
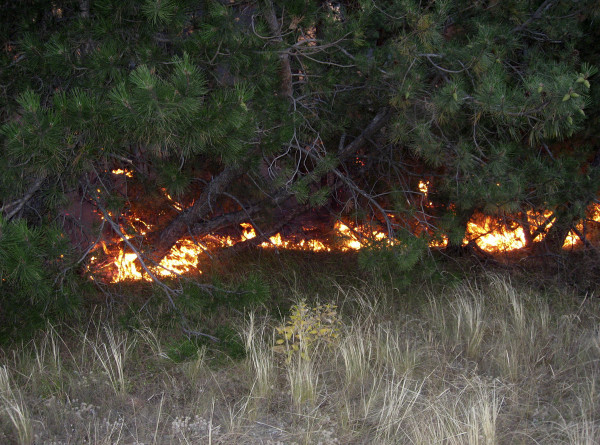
{"left": 85, "top": 171, "right": 600, "bottom": 283}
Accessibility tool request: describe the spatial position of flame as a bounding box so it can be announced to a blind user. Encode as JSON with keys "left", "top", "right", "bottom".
{"left": 429, "top": 237, "right": 449, "bottom": 248}
{"left": 465, "top": 218, "right": 526, "bottom": 252}
{"left": 464, "top": 210, "right": 551, "bottom": 252}
{"left": 156, "top": 239, "right": 203, "bottom": 277}
{"left": 114, "top": 251, "right": 144, "bottom": 281}
{"left": 241, "top": 223, "right": 256, "bottom": 240}
{"left": 463, "top": 207, "right": 600, "bottom": 252}
{"left": 112, "top": 168, "right": 134, "bottom": 178}
{"left": 91, "top": 219, "right": 399, "bottom": 282}
{"left": 161, "top": 189, "right": 183, "bottom": 211}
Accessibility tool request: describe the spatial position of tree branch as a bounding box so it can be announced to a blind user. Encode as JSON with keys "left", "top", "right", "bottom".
{"left": 263, "top": 0, "right": 293, "bottom": 97}
{"left": 1, "top": 175, "right": 46, "bottom": 221}
{"left": 338, "top": 108, "right": 392, "bottom": 160}
{"left": 513, "top": 0, "right": 556, "bottom": 32}
{"left": 152, "top": 165, "right": 240, "bottom": 261}
{"left": 97, "top": 204, "right": 219, "bottom": 342}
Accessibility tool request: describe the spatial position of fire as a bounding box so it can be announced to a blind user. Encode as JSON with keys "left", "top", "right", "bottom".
{"left": 465, "top": 218, "right": 526, "bottom": 252}
{"left": 112, "top": 168, "right": 134, "bottom": 178}
{"left": 463, "top": 207, "right": 600, "bottom": 252}
{"left": 88, "top": 173, "right": 600, "bottom": 282}
{"left": 162, "top": 189, "right": 183, "bottom": 211}
{"left": 114, "top": 251, "right": 144, "bottom": 281}
{"left": 464, "top": 210, "right": 547, "bottom": 252}
{"left": 90, "top": 219, "right": 399, "bottom": 282}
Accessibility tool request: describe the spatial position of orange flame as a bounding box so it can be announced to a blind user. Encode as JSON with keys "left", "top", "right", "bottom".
{"left": 90, "top": 219, "right": 400, "bottom": 282}
{"left": 465, "top": 218, "right": 526, "bottom": 252}
{"left": 111, "top": 168, "right": 134, "bottom": 178}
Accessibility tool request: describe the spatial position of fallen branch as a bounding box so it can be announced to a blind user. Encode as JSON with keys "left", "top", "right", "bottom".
{"left": 1, "top": 175, "right": 45, "bottom": 221}
{"left": 152, "top": 165, "right": 241, "bottom": 261}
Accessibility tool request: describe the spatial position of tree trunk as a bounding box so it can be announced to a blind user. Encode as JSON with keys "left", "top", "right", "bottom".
{"left": 263, "top": 0, "right": 293, "bottom": 98}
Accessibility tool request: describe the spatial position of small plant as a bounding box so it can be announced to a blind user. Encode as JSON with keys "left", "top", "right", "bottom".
{"left": 274, "top": 300, "right": 342, "bottom": 360}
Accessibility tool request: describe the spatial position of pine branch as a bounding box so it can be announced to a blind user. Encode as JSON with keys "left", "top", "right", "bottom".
{"left": 1, "top": 175, "right": 46, "bottom": 221}
{"left": 513, "top": 0, "right": 556, "bottom": 33}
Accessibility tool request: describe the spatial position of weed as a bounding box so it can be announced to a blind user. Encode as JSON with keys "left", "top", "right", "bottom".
{"left": 274, "top": 300, "right": 342, "bottom": 360}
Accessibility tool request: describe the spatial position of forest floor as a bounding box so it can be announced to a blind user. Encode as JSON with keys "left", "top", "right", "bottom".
{"left": 0, "top": 251, "right": 599, "bottom": 444}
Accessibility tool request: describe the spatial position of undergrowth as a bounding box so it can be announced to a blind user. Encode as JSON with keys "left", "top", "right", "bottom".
{"left": 0, "top": 253, "right": 598, "bottom": 444}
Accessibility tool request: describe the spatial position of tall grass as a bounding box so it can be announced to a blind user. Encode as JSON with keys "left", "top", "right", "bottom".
{"left": 0, "top": 272, "right": 598, "bottom": 444}
{"left": 242, "top": 312, "right": 274, "bottom": 402}
{"left": 88, "top": 326, "right": 135, "bottom": 395}
{"left": 0, "top": 366, "right": 32, "bottom": 445}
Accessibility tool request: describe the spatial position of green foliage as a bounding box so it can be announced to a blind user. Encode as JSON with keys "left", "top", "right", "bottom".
{"left": 0, "top": 217, "right": 80, "bottom": 343}
{"left": 178, "top": 272, "right": 269, "bottom": 316}
{"left": 214, "top": 324, "right": 245, "bottom": 359}
{"left": 142, "top": 0, "right": 179, "bottom": 26}
{"left": 158, "top": 163, "right": 191, "bottom": 198}
{"left": 166, "top": 337, "right": 203, "bottom": 363}
{"left": 358, "top": 233, "right": 433, "bottom": 286}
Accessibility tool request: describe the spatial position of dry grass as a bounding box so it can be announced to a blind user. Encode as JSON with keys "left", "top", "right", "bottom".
{"left": 0, "top": 273, "right": 598, "bottom": 444}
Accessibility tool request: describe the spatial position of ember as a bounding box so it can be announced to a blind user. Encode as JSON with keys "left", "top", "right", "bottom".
{"left": 111, "top": 168, "right": 134, "bottom": 178}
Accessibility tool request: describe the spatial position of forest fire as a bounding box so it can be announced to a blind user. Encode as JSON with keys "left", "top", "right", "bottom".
{"left": 111, "top": 168, "right": 134, "bottom": 178}
{"left": 463, "top": 208, "right": 599, "bottom": 252}
{"left": 87, "top": 177, "right": 600, "bottom": 283}
{"left": 89, "top": 218, "right": 396, "bottom": 282}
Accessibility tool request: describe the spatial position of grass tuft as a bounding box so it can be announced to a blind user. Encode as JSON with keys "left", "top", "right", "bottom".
{"left": 0, "top": 366, "right": 32, "bottom": 445}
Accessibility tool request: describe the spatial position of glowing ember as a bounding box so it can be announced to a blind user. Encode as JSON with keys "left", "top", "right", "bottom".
{"left": 161, "top": 189, "right": 183, "bottom": 211}
{"left": 429, "top": 237, "right": 448, "bottom": 248}
{"left": 111, "top": 168, "right": 134, "bottom": 178}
